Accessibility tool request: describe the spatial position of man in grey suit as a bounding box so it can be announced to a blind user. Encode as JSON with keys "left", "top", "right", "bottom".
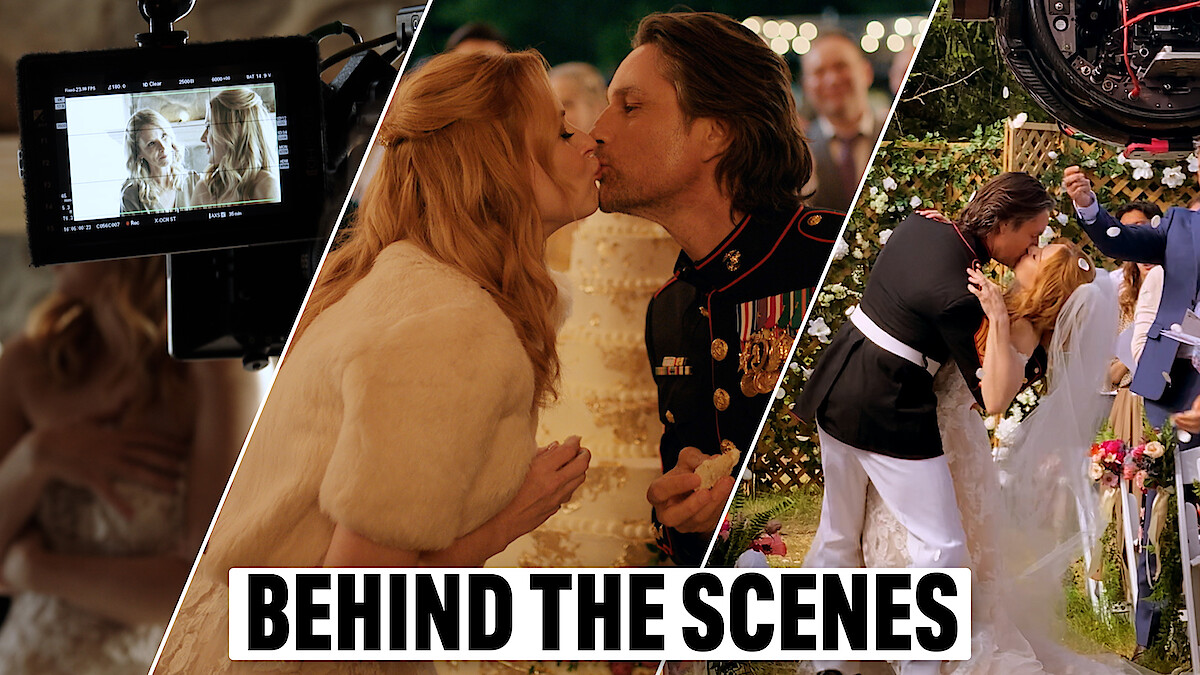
{"left": 801, "top": 32, "right": 885, "bottom": 212}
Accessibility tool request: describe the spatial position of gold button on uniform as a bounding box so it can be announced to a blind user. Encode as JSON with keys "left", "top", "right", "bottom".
{"left": 720, "top": 439, "right": 738, "bottom": 454}
{"left": 723, "top": 249, "right": 741, "bottom": 272}
{"left": 711, "top": 338, "right": 729, "bottom": 361}
{"left": 700, "top": 307, "right": 710, "bottom": 318}
{"left": 713, "top": 388, "right": 730, "bottom": 411}
{"left": 665, "top": 411, "right": 675, "bottom": 423}
{"left": 807, "top": 214, "right": 822, "bottom": 227}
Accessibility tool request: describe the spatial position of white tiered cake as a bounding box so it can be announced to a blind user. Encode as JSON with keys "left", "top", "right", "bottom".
{"left": 486, "top": 211, "right": 680, "bottom": 567}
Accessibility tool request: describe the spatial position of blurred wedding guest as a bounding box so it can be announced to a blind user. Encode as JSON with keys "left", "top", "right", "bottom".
{"left": 545, "top": 61, "right": 611, "bottom": 271}
{"left": 889, "top": 43, "right": 916, "bottom": 95}
{"left": 801, "top": 31, "right": 884, "bottom": 212}
{"left": 1109, "top": 201, "right": 1162, "bottom": 444}
{"left": 550, "top": 62, "right": 608, "bottom": 131}
{"left": 445, "top": 21, "right": 508, "bottom": 55}
{"left": 0, "top": 257, "right": 257, "bottom": 675}
{"left": 191, "top": 88, "right": 280, "bottom": 207}
{"left": 120, "top": 110, "right": 197, "bottom": 214}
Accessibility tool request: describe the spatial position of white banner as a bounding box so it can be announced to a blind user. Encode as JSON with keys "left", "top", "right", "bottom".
{"left": 228, "top": 568, "right": 971, "bottom": 661}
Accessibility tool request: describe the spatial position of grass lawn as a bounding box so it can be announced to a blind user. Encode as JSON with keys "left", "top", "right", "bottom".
{"left": 732, "top": 488, "right": 1171, "bottom": 672}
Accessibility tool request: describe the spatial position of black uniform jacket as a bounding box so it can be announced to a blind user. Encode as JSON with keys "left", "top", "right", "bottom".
{"left": 797, "top": 214, "right": 992, "bottom": 460}
{"left": 647, "top": 203, "right": 843, "bottom": 564}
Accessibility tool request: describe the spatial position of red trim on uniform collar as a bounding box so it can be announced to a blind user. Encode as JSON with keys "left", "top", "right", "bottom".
{"left": 694, "top": 212, "right": 753, "bottom": 269}
{"left": 716, "top": 207, "right": 805, "bottom": 293}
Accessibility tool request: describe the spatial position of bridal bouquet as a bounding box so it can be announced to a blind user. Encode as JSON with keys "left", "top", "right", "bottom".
{"left": 1088, "top": 439, "right": 1127, "bottom": 489}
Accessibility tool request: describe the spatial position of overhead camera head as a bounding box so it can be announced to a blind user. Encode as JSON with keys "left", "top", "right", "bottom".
{"left": 955, "top": 0, "right": 1200, "bottom": 158}
{"left": 137, "top": 0, "right": 196, "bottom": 45}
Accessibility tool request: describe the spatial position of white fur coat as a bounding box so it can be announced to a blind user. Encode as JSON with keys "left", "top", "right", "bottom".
{"left": 201, "top": 241, "right": 537, "bottom": 574}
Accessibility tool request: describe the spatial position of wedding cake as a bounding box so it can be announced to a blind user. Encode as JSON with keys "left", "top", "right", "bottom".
{"left": 487, "top": 211, "right": 680, "bottom": 567}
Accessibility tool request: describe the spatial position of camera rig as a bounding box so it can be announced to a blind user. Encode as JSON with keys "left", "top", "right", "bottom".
{"left": 17, "top": 0, "right": 425, "bottom": 368}
{"left": 955, "top": 0, "right": 1200, "bottom": 158}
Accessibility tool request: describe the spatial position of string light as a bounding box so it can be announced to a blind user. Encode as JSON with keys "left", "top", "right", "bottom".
{"left": 799, "top": 22, "right": 818, "bottom": 40}
{"left": 792, "top": 36, "right": 811, "bottom": 55}
{"left": 861, "top": 35, "right": 880, "bottom": 53}
{"left": 894, "top": 17, "right": 913, "bottom": 36}
{"left": 887, "top": 34, "right": 907, "bottom": 52}
{"left": 866, "top": 21, "right": 886, "bottom": 39}
{"left": 763, "top": 20, "right": 780, "bottom": 38}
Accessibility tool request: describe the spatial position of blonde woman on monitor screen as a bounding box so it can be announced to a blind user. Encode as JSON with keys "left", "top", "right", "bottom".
{"left": 192, "top": 87, "right": 281, "bottom": 207}
{"left": 120, "top": 109, "right": 196, "bottom": 214}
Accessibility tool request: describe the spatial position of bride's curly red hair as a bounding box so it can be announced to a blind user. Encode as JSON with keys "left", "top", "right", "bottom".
{"left": 1005, "top": 239, "right": 1096, "bottom": 335}
{"left": 296, "top": 50, "right": 566, "bottom": 407}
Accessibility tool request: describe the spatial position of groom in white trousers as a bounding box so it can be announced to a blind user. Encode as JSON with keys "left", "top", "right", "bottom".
{"left": 796, "top": 173, "right": 1052, "bottom": 675}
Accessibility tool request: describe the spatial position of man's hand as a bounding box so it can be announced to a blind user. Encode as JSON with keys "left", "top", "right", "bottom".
{"left": 1172, "top": 395, "right": 1200, "bottom": 434}
{"left": 1063, "top": 166, "right": 1096, "bottom": 209}
{"left": 647, "top": 446, "right": 735, "bottom": 534}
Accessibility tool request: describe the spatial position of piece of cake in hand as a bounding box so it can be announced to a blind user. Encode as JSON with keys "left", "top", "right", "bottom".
{"left": 695, "top": 448, "right": 740, "bottom": 490}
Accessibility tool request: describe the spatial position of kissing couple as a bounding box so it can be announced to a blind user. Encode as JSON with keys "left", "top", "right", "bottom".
{"left": 799, "top": 172, "right": 1145, "bottom": 675}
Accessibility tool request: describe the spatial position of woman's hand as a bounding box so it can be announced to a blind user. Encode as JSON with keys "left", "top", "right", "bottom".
{"left": 916, "top": 208, "right": 953, "bottom": 225}
{"left": 967, "top": 268, "right": 1008, "bottom": 325}
{"left": 29, "top": 424, "right": 184, "bottom": 518}
{"left": 495, "top": 437, "right": 591, "bottom": 542}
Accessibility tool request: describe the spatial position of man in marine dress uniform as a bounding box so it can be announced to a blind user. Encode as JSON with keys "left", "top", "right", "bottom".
{"left": 591, "top": 11, "right": 844, "bottom": 566}
{"left": 796, "top": 173, "right": 1051, "bottom": 675}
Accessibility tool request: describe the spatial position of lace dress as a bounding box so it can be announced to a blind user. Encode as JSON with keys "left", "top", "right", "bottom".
{"left": 852, "top": 365, "right": 1146, "bottom": 675}
{"left": 0, "top": 480, "right": 184, "bottom": 674}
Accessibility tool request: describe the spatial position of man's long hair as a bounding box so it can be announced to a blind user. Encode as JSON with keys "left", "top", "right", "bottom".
{"left": 634, "top": 12, "right": 812, "bottom": 214}
{"left": 956, "top": 172, "right": 1055, "bottom": 242}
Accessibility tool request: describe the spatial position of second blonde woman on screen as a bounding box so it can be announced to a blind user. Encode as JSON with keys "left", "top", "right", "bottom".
{"left": 192, "top": 87, "right": 280, "bottom": 206}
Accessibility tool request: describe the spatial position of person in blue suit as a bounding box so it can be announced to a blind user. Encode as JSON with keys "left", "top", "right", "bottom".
{"left": 1064, "top": 164, "right": 1200, "bottom": 655}
{"left": 1064, "top": 165, "right": 1200, "bottom": 444}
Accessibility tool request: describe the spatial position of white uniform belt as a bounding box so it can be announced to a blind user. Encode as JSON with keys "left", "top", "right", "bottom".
{"left": 850, "top": 307, "right": 942, "bottom": 377}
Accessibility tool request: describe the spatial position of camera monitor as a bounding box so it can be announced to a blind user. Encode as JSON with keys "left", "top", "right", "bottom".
{"left": 17, "top": 36, "right": 326, "bottom": 265}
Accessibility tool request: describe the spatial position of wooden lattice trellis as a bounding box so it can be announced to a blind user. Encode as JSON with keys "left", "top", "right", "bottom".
{"left": 755, "top": 122, "right": 1200, "bottom": 493}
{"left": 1006, "top": 121, "right": 1200, "bottom": 207}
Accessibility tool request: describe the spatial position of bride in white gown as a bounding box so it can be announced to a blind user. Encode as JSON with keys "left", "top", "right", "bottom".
{"left": 833, "top": 241, "right": 1151, "bottom": 674}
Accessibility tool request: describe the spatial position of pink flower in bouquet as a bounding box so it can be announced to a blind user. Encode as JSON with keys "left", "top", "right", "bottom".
{"left": 1100, "top": 439, "right": 1125, "bottom": 463}
{"left": 1089, "top": 461, "right": 1105, "bottom": 481}
{"left": 1136, "top": 470, "right": 1148, "bottom": 493}
{"left": 1101, "top": 472, "right": 1120, "bottom": 489}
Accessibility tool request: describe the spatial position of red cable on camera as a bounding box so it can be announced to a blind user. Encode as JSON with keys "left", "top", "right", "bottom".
{"left": 1119, "top": 0, "right": 1200, "bottom": 99}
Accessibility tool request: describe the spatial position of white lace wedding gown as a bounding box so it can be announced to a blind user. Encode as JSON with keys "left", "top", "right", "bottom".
{"left": 0, "top": 480, "right": 184, "bottom": 674}
{"left": 856, "top": 365, "right": 1146, "bottom": 675}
